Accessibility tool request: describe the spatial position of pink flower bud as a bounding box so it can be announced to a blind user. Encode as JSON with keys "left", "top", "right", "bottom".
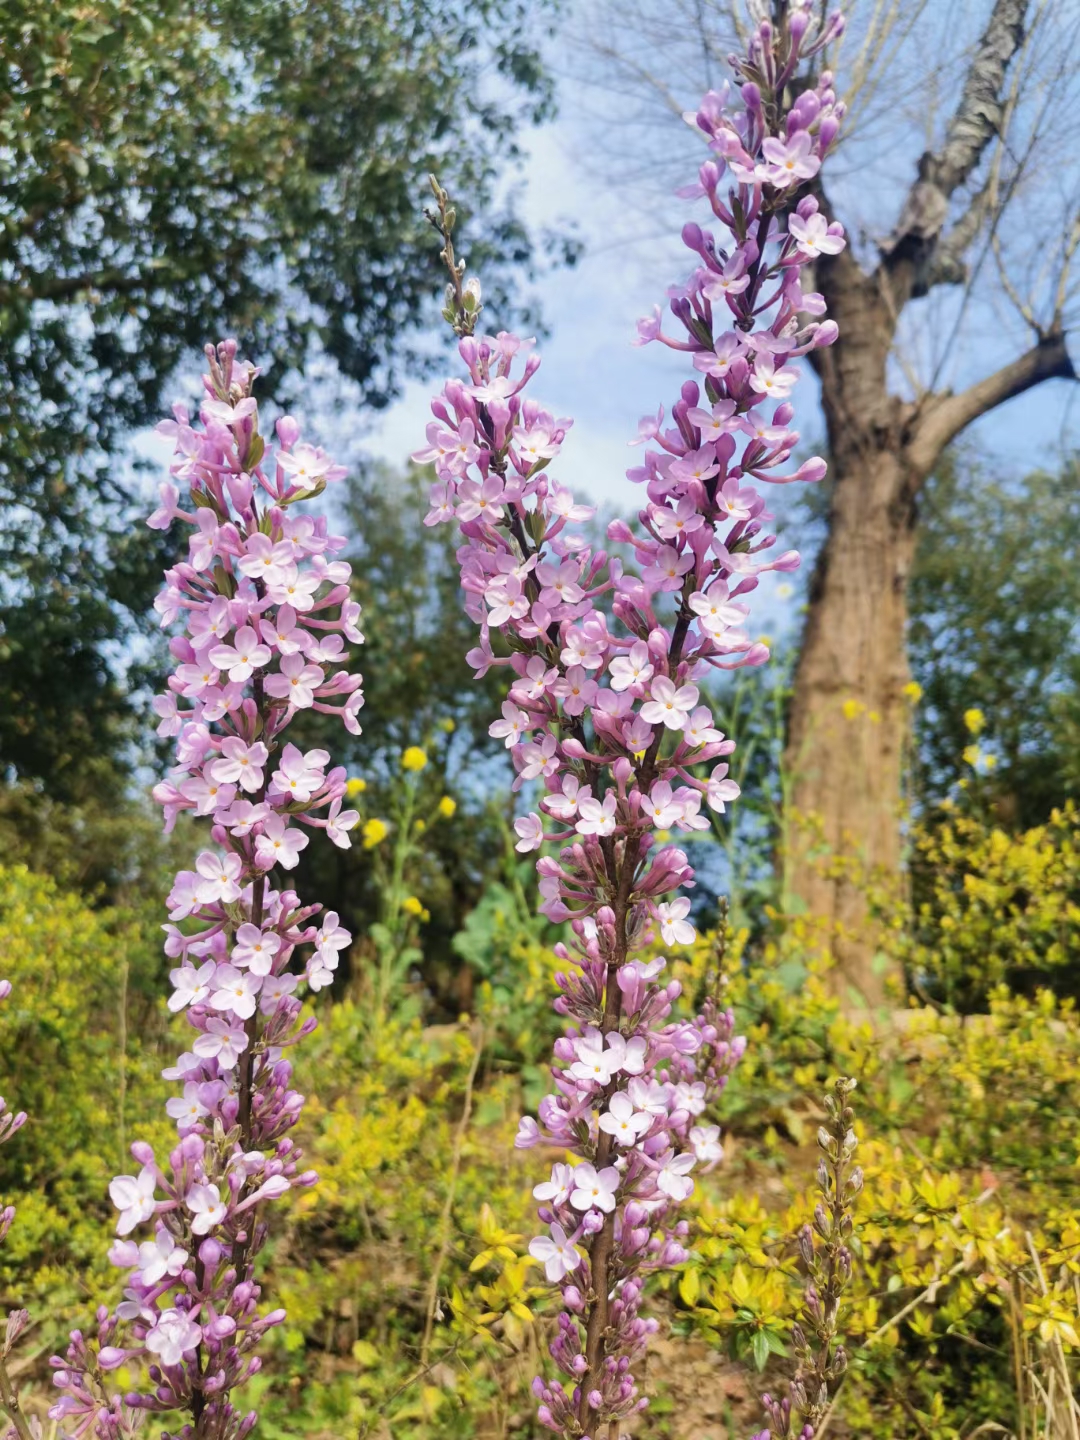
{"left": 199, "top": 1238, "right": 224, "bottom": 1267}
{"left": 275, "top": 415, "right": 301, "bottom": 448}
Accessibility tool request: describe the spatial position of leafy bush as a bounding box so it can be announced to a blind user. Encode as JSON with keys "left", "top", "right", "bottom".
{"left": 0, "top": 866, "right": 169, "bottom": 1331}
{"left": 6, "top": 738, "right": 1080, "bottom": 1440}
{"left": 669, "top": 909, "right": 1080, "bottom": 1440}
{"left": 904, "top": 802, "right": 1080, "bottom": 1008}
{"left": 252, "top": 1005, "right": 545, "bottom": 1438}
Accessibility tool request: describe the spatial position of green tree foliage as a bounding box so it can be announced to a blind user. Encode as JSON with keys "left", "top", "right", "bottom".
{"left": 285, "top": 465, "right": 511, "bottom": 989}
{"left": 0, "top": 776, "right": 189, "bottom": 901}
{"left": 908, "top": 452, "right": 1080, "bottom": 827}
{"left": 0, "top": 0, "right": 566, "bottom": 798}
{"left": 337, "top": 465, "right": 506, "bottom": 768}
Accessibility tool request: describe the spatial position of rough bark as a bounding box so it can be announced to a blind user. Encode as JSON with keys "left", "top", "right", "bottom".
{"left": 785, "top": 456, "right": 918, "bottom": 1008}
{"left": 784, "top": 255, "right": 916, "bottom": 1008}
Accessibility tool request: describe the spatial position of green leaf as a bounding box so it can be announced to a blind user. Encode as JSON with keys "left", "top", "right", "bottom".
{"left": 751, "top": 1329, "right": 771, "bottom": 1371}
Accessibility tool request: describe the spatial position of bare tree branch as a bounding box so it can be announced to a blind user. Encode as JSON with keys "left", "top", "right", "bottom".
{"left": 837, "top": 0, "right": 934, "bottom": 145}
{"left": 921, "top": 0, "right": 1027, "bottom": 197}
{"left": 0, "top": 270, "right": 149, "bottom": 306}
{"left": 1054, "top": 214, "right": 1080, "bottom": 325}
{"left": 880, "top": 0, "right": 1028, "bottom": 275}
{"left": 918, "top": 183, "right": 990, "bottom": 290}
{"left": 906, "top": 331, "right": 1075, "bottom": 472}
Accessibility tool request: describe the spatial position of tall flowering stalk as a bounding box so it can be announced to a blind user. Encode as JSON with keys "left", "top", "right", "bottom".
{"left": 49, "top": 342, "right": 364, "bottom": 1440}
{"left": 416, "top": 4, "right": 845, "bottom": 1434}
{"left": 758, "top": 1077, "right": 861, "bottom": 1440}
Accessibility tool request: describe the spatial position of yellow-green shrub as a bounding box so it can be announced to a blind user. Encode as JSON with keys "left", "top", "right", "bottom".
{"left": 670, "top": 911, "right": 1080, "bottom": 1440}
{"left": 904, "top": 801, "right": 1080, "bottom": 1007}
{"left": 253, "top": 1001, "right": 545, "bottom": 1438}
{"left": 682, "top": 1132, "right": 1080, "bottom": 1440}
{"left": 0, "top": 865, "right": 170, "bottom": 1329}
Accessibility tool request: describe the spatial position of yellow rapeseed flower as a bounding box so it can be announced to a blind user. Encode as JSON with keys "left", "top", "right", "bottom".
{"left": 902, "top": 681, "right": 923, "bottom": 704}
{"left": 414, "top": 818, "right": 427, "bottom": 834}
{"left": 346, "top": 777, "right": 367, "bottom": 797}
{"left": 964, "top": 708, "right": 985, "bottom": 735}
{"left": 402, "top": 896, "right": 424, "bottom": 916}
{"left": 401, "top": 746, "right": 428, "bottom": 771}
{"left": 962, "top": 744, "right": 982, "bottom": 768}
{"left": 362, "top": 818, "right": 388, "bottom": 848}
{"left": 438, "top": 796, "right": 457, "bottom": 818}
{"left": 439, "top": 717, "right": 456, "bottom": 733}
{"left": 841, "top": 698, "right": 865, "bottom": 721}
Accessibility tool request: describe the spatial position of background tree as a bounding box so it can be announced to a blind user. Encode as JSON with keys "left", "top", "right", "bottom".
{"left": 281, "top": 464, "right": 512, "bottom": 993}
{"left": 0, "top": 0, "right": 568, "bottom": 801}
{"left": 574, "top": 0, "right": 1080, "bottom": 1000}
{"left": 908, "top": 449, "right": 1080, "bottom": 829}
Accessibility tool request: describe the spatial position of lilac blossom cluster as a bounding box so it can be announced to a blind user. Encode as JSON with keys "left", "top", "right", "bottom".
{"left": 417, "top": 4, "right": 845, "bottom": 1433}
{"left": 49, "top": 342, "right": 362, "bottom": 1440}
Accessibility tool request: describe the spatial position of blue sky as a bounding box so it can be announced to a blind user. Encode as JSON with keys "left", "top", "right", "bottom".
{"left": 135, "top": 35, "right": 1080, "bottom": 644}
{"left": 356, "top": 97, "right": 1079, "bottom": 637}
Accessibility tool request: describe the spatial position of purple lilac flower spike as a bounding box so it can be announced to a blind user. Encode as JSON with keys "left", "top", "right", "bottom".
{"left": 50, "top": 342, "right": 362, "bottom": 1440}
{"left": 417, "top": 1, "right": 845, "bottom": 1431}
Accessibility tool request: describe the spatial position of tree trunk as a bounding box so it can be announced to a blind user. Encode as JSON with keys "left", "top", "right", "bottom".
{"left": 781, "top": 243, "right": 1072, "bottom": 1006}
{"left": 772, "top": 0, "right": 1067, "bottom": 1009}
{"left": 784, "top": 454, "right": 919, "bottom": 1008}
{"left": 782, "top": 252, "right": 915, "bottom": 1008}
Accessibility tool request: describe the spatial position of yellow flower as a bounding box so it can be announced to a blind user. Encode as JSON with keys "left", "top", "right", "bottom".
{"left": 402, "top": 896, "right": 424, "bottom": 916}
{"left": 345, "top": 777, "right": 367, "bottom": 797}
{"left": 401, "top": 746, "right": 428, "bottom": 771}
{"left": 439, "top": 717, "right": 456, "bottom": 733}
{"left": 841, "top": 698, "right": 865, "bottom": 721}
{"left": 438, "top": 795, "right": 457, "bottom": 818}
{"left": 362, "top": 818, "right": 388, "bottom": 848}
{"left": 984, "top": 753, "right": 997, "bottom": 770}
{"left": 414, "top": 818, "right": 427, "bottom": 834}
{"left": 902, "top": 681, "right": 923, "bottom": 704}
{"left": 962, "top": 744, "right": 982, "bottom": 768}
{"left": 964, "top": 707, "right": 985, "bottom": 735}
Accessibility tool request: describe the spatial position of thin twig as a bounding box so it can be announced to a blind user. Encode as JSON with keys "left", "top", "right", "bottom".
{"left": 357, "top": 1334, "right": 471, "bottom": 1440}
